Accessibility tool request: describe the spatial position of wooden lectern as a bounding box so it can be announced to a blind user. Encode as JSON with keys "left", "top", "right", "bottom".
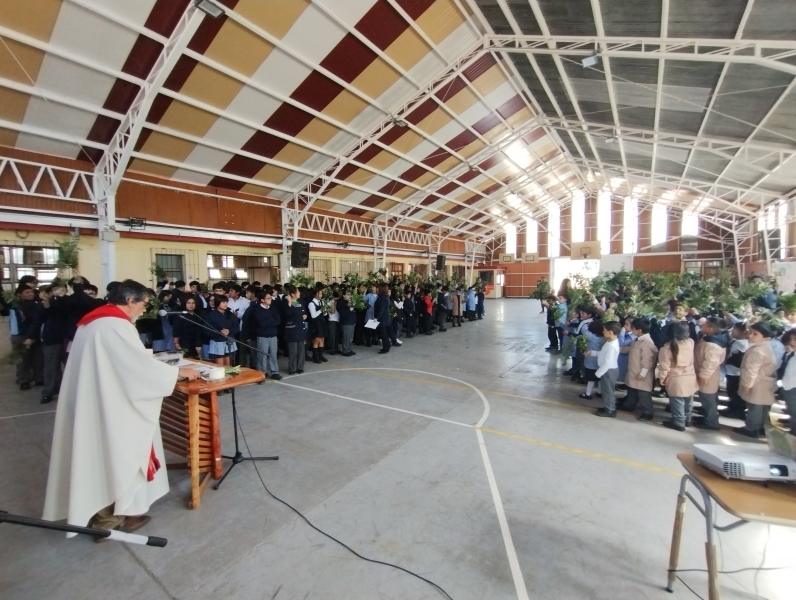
{"left": 159, "top": 366, "right": 264, "bottom": 509}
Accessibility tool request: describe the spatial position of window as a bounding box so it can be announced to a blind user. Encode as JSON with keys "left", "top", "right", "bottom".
{"left": 504, "top": 223, "right": 517, "bottom": 256}
{"left": 571, "top": 190, "right": 585, "bottom": 243}
{"left": 340, "top": 260, "right": 372, "bottom": 280}
{"left": 155, "top": 254, "right": 185, "bottom": 281}
{"left": 623, "top": 196, "right": 638, "bottom": 253}
{"left": 221, "top": 255, "right": 234, "bottom": 268}
{"left": 388, "top": 262, "right": 405, "bottom": 276}
{"left": 650, "top": 203, "right": 668, "bottom": 247}
{"left": 682, "top": 211, "right": 699, "bottom": 237}
{"left": 295, "top": 258, "right": 332, "bottom": 283}
{"left": 548, "top": 203, "right": 561, "bottom": 258}
{"left": 1, "top": 243, "right": 62, "bottom": 288}
{"left": 597, "top": 190, "right": 611, "bottom": 255}
{"left": 525, "top": 218, "right": 538, "bottom": 254}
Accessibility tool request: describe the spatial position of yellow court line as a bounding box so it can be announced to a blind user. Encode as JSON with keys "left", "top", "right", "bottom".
{"left": 477, "top": 426, "right": 682, "bottom": 477}
{"left": 279, "top": 368, "right": 683, "bottom": 478}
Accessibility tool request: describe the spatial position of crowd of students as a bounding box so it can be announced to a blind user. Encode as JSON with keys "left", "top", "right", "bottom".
{"left": 4, "top": 274, "right": 487, "bottom": 403}
{"left": 542, "top": 279, "right": 796, "bottom": 438}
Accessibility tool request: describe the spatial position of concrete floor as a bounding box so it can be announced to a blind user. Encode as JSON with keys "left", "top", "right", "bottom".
{"left": 1, "top": 299, "right": 794, "bottom": 600}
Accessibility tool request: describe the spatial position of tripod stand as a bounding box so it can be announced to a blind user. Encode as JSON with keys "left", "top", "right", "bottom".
{"left": 176, "top": 314, "right": 279, "bottom": 490}
{"left": 214, "top": 384, "right": 278, "bottom": 490}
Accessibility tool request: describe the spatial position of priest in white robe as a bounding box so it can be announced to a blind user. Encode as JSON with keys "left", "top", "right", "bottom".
{"left": 43, "top": 279, "right": 199, "bottom": 537}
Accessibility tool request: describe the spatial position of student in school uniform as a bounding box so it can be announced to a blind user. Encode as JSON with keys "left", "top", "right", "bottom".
{"left": 594, "top": 321, "right": 622, "bottom": 417}
{"left": 403, "top": 287, "right": 417, "bottom": 337}
{"left": 171, "top": 297, "right": 203, "bottom": 359}
{"left": 152, "top": 290, "right": 177, "bottom": 353}
{"left": 476, "top": 288, "right": 485, "bottom": 319}
{"left": 616, "top": 316, "right": 636, "bottom": 387}
{"left": 723, "top": 322, "right": 749, "bottom": 419}
{"left": 336, "top": 287, "right": 357, "bottom": 357}
{"left": 691, "top": 317, "right": 729, "bottom": 430}
{"left": 282, "top": 284, "right": 308, "bottom": 375}
{"left": 562, "top": 310, "right": 580, "bottom": 376}
{"left": 545, "top": 295, "right": 560, "bottom": 352}
{"left": 327, "top": 291, "right": 341, "bottom": 355}
{"left": 373, "top": 284, "right": 393, "bottom": 354}
{"left": 572, "top": 306, "right": 595, "bottom": 383}
{"left": 579, "top": 320, "right": 605, "bottom": 399}
{"left": 466, "top": 287, "right": 476, "bottom": 321}
{"left": 435, "top": 285, "right": 448, "bottom": 332}
{"left": 203, "top": 295, "right": 240, "bottom": 394}
{"left": 390, "top": 288, "right": 404, "bottom": 345}
{"left": 243, "top": 289, "right": 282, "bottom": 380}
{"left": 422, "top": 289, "right": 434, "bottom": 335}
{"left": 617, "top": 318, "right": 658, "bottom": 419}
{"left": 658, "top": 322, "right": 699, "bottom": 432}
{"left": 449, "top": 287, "right": 463, "bottom": 327}
{"left": 554, "top": 294, "right": 568, "bottom": 353}
{"left": 308, "top": 285, "right": 329, "bottom": 364}
{"left": 353, "top": 283, "right": 368, "bottom": 346}
{"left": 733, "top": 322, "right": 778, "bottom": 438}
{"left": 779, "top": 329, "right": 796, "bottom": 435}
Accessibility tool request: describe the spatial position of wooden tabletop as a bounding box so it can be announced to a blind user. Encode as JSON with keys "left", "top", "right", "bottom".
{"left": 173, "top": 361, "right": 265, "bottom": 395}
{"left": 677, "top": 453, "right": 796, "bottom": 526}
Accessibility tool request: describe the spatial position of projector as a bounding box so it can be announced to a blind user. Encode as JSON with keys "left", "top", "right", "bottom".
{"left": 693, "top": 444, "right": 796, "bottom": 482}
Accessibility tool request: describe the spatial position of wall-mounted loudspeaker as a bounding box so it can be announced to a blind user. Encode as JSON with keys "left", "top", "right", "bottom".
{"left": 291, "top": 241, "right": 310, "bottom": 268}
{"left": 435, "top": 254, "right": 446, "bottom": 270}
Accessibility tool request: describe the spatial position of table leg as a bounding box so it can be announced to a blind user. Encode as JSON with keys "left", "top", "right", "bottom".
{"left": 210, "top": 391, "right": 222, "bottom": 479}
{"left": 188, "top": 393, "right": 200, "bottom": 509}
{"left": 706, "top": 542, "right": 719, "bottom": 600}
{"left": 666, "top": 475, "right": 689, "bottom": 592}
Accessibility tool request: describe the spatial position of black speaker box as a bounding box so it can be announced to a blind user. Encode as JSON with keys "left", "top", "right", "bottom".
{"left": 291, "top": 242, "right": 310, "bottom": 268}
{"left": 435, "top": 254, "right": 446, "bottom": 271}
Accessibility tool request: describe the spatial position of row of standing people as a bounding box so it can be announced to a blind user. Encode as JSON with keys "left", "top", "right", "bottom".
{"left": 543, "top": 293, "right": 794, "bottom": 438}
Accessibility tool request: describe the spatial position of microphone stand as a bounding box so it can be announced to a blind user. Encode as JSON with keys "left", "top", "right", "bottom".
{"left": 175, "top": 313, "right": 278, "bottom": 490}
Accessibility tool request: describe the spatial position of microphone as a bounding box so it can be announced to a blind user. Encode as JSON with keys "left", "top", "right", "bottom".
{"left": 157, "top": 309, "right": 189, "bottom": 316}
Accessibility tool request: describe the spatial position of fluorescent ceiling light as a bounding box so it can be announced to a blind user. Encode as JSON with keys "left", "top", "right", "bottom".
{"left": 194, "top": 0, "right": 224, "bottom": 18}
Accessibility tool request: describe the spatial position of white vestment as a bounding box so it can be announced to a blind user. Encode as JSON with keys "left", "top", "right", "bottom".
{"left": 43, "top": 315, "right": 179, "bottom": 534}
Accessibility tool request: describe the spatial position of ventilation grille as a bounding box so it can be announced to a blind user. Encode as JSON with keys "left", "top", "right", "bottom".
{"left": 723, "top": 462, "right": 744, "bottom": 478}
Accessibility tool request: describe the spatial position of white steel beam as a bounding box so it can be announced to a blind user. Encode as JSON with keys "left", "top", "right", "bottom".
{"left": 649, "top": 0, "right": 670, "bottom": 205}
{"left": 485, "top": 34, "right": 796, "bottom": 77}
{"left": 589, "top": 0, "right": 631, "bottom": 185}
{"left": 93, "top": 3, "right": 204, "bottom": 288}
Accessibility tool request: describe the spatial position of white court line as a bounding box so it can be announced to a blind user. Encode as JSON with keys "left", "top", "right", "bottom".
{"left": 274, "top": 368, "right": 530, "bottom": 600}
{"left": 0, "top": 410, "right": 56, "bottom": 421}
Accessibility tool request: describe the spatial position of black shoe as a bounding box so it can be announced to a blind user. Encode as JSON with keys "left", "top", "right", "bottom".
{"left": 269, "top": 374, "right": 283, "bottom": 381}
{"left": 319, "top": 354, "right": 328, "bottom": 363}
{"left": 653, "top": 390, "right": 668, "bottom": 398}
{"left": 20, "top": 383, "right": 31, "bottom": 391}
{"left": 289, "top": 371, "right": 296, "bottom": 375}
{"left": 41, "top": 396, "right": 53, "bottom": 404}
{"left": 578, "top": 393, "right": 593, "bottom": 400}
{"left": 563, "top": 369, "right": 574, "bottom": 376}
{"left": 731, "top": 426, "right": 760, "bottom": 438}
{"left": 575, "top": 378, "right": 587, "bottom": 385}
{"left": 342, "top": 351, "right": 355, "bottom": 357}
{"left": 662, "top": 420, "right": 685, "bottom": 432}
{"left": 406, "top": 334, "right": 414, "bottom": 338}
{"left": 378, "top": 349, "right": 389, "bottom": 354}
{"left": 595, "top": 408, "right": 616, "bottom": 418}
{"left": 616, "top": 384, "right": 627, "bottom": 391}
{"left": 438, "top": 328, "right": 447, "bottom": 332}
{"left": 616, "top": 403, "right": 634, "bottom": 412}
{"left": 296, "top": 369, "right": 304, "bottom": 374}
{"left": 595, "top": 392, "right": 602, "bottom": 399}
{"left": 637, "top": 413, "right": 654, "bottom": 421}
{"left": 425, "top": 332, "right": 433, "bottom": 335}
{"left": 691, "top": 417, "right": 719, "bottom": 431}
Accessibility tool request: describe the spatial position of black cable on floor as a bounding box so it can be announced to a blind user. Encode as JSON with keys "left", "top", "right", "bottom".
{"left": 676, "top": 575, "right": 705, "bottom": 600}
{"left": 233, "top": 407, "right": 454, "bottom": 600}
